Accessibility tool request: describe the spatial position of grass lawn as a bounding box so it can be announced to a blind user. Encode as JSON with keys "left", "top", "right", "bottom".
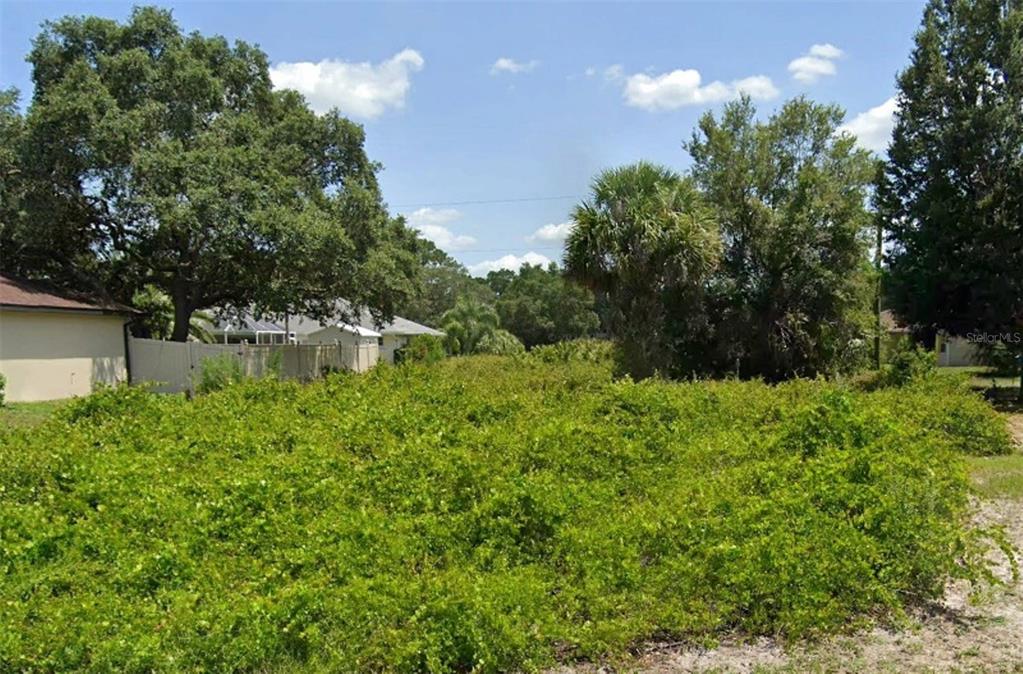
{"left": 0, "top": 399, "right": 67, "bottom": 428}
{"left": 968, "top": 453, "right": 1023, "bottom": 500}
{"left": 967, "top": 412, "right": 1023, "bottom": 500}
{"left": 940, "top": 365, "right": 1021, "bottom": 392}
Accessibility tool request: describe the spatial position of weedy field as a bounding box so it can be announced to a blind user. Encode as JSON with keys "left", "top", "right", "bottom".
{"left": 0, "top": 357, "right": 1015, "bottom": 672}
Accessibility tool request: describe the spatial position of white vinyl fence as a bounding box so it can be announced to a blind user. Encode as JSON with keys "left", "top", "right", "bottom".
{"left": 128, "top": 338, "right": 378, "bottom": 394}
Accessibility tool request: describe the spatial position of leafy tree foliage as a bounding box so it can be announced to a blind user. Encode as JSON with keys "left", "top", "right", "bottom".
{"left": 441, "top": 298, "right": 501, "bottom": 355}
{"left": 488, "top": 263, "right": 599, "bottom": 349}
{"left": 565, "top": 162, "right": 722, "bottom": 378}
{"left": 482, "top": 269, "right": 517, "bottom": 296}
{"left": 685, "top": 97, "right": 877, "bottom": 379}
{"left": 567, "top": 100, "right": 876, "bottom": 380}
{"left": 878, "top": 0, "right": 1023, "bottom": 393}
{"left": 397, "top": 238, "right": 494, "bottom": 326}
{"left": 2, "top": 7, "right": 416, "bottom": 340}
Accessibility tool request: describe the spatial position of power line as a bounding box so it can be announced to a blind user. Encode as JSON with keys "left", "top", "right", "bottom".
{"left": 452, "top": 246, "right": 564, "bottom": 254}
{"left": 393, "top": 194, "right": 580, "bottom": 209}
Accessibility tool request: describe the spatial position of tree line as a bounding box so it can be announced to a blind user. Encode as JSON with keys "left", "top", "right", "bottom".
{"left": 566, "top": 0, "right": 1021, "bottom": 387}
{"left": 1, "top": 1, "right": 1019, "bottom": 391}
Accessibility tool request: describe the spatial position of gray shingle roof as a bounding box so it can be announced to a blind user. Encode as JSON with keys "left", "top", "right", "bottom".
{"left": 211, "top": 315, "right": 286, "bottom": 335}
{"left": 280, "top": 303, "right": 444, "bottom": 338}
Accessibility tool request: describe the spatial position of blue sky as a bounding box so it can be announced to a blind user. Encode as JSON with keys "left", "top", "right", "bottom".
{"left": 1, "top": 1, "right": 924, "bottom": 275}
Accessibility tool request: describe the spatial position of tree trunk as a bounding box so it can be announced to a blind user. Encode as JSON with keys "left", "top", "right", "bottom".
{"left": 1018, "top": 353, "right": 1022, "bottom": 403}
{"left": 874, "top": 216, "right": 883, "bottom": 370}
{"left": 170, "top": 286, "right": 192, "bottom": 342}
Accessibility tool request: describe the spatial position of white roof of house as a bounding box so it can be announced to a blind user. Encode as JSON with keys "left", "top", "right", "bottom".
{"left": 288, "top": 302, "right": 444, "bottom": 338}
{"left": 337, "top": 323, "right": 382, "bottom": 338}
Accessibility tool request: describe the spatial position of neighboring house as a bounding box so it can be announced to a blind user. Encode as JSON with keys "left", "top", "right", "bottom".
{"left": 0, "top": 274, "right": 136, "bottom": 402}
{"left": 935, "top": 332, "right": 982, "bottom": 367}
{"left": 289, "top": 307, "right": 444, "bottom": 364}
{"left": 881, "top": 309, "right": 981, "bottom": 367}
{"left": 209, "top": 315, "right": 290, "bottom": 344}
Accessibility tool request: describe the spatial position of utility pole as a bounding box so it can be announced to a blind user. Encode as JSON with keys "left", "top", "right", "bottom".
{"left": 874, "top": 215, "right": 883, "bottom": 370}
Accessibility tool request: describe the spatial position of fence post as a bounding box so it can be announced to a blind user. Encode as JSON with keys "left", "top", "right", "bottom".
{"left": 187, "top": 341, "right": 195, "bottom": 397}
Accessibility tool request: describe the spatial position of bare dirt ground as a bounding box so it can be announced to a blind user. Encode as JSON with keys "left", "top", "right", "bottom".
{"left": 557, "top": 415, "right": 1023, "bottom": 674}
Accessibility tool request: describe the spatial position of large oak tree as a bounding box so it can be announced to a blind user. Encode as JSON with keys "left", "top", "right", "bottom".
{"left": 2, "top": 7, "right": 417, "bottom": 340}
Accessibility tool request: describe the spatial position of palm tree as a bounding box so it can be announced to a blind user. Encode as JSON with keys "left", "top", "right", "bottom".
{"left": 441, "top": 298, "right": 500, "bottom": 355}
{"left": 565, "top": 162, "right": 720, "bottom": 378}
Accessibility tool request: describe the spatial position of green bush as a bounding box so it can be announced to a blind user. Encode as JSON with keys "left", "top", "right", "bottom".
{"left": 395, "top": 335, "right": 446, "bottom": 365}
{"left": 877, "top": 343, "right": 937, "bottom": 387}
{"left": 529, "top": 338, "right": 616, "bottom": 365}
{"left": 194, "top": 354, "right": 245, "bottom": 394}
{"left": 0, "top": 372, "right": 5, "bottom": 406}
{"left": 0, "top": 358, "right": 1012, "bottom": 672}
{"left": 474, "top": 329, "right": 525, "bottom": 356}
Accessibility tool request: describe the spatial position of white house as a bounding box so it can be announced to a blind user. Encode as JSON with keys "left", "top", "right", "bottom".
{"left": 0, "top": 274, "right": 136, "bottom": 402}
{"left": 288, "top": 308, "right": 444, "bottom": 364}
{"left": 881, "top": 310, "right": 982, "bottom": 367}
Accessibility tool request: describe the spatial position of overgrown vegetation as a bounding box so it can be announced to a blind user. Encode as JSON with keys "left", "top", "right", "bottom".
{"left": 0, "top": 357, "right": 1013, "bottom": 672}
{"left": 528, "top": 338, "right": 616, "bottom": 364}
{"left": 394, "top": 335, "right": 446, "bottom": 365}
{"left": 194, "top": 354, "right": 247, "bottom": 394}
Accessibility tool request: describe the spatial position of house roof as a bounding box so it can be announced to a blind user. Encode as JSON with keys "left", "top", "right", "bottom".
{"left": 373, "top": 313, "right": 445, "bottom": 337}
{"left": 288, "top": 302, "right": 444, "bottom": 338}
{"left": 210, "top": 315, "right": 287, "bottom": 335}
{"left": 0, "top": 274, "right": 136, "bottom": 315}
{"left": 337, "top": 323, "right": 382, "bottom": 338}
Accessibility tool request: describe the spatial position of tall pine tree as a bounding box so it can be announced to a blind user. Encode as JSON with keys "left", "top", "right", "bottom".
{"left": 879, "top": 0, "right": 1023, "bottom": 395}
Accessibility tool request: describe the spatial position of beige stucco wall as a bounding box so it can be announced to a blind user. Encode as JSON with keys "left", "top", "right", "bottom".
{"left": 0, "top": 309, "right": 128, "bottom": 402}
{"left": 301, "top": 326, "right": 378, "bottom": 348}
{"left": 380, "top": 335, "right": 408, "bottom": 364}
{"left": 936, "top": 334, "right": 981, "bottom": 367}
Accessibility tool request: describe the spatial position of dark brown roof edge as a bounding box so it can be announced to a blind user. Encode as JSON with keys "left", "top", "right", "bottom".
{"left": 0, "top": 273, "right": 139, "bottom": 315}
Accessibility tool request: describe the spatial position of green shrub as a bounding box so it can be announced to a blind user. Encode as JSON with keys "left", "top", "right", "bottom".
{"left": 876, "top": 343, "right": 937, "bottom": 388}
{"left": 474, "top": 329, "right": 525, "bottom": 356}
{"left": 529, "top": 338, "right": 616, "bottom": 365}
{"left": 195, "top": 353, "right": 245, "bottom": 394}
{"left": 0, "top": 358, "right": 1012, "bottom": 672}
{"left": 395, "top": 334, "right": 446, "bottom": 365}
{"left": 0, "top": 372, "right": 5, "bottom": 406}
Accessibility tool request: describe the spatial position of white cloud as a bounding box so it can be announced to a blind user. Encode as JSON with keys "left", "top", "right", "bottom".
{"left": 788, "top": 43, "right": 843, "bottom": 84}
{"left": 623, "top": 68, "right": 778, "bottom": 111}
{"left": 269, "top": 48, "right": 424, "bottom": 118}
{"left": 490, "top": 57, "right": 539, "bottom": 75}
{"left": 584, "top": 64, "right": 626, "bottom": 83}
{"left": 405, "top": 207, "right": 477, "bottom": 251}
{"left": 809, "top": 43, "right": 844, "bottom": 60}
{"left": 603, "top": 64, "right": 625, "bottom": 82}
{"left": 839, "top": 97, "right": 899, "bottom": 153}
{"left": 732, "top": 76, "right": 781, "bottom": 100}
{"left": 468, "top": 252, "right": 553, "bottom": 276}
{"left": 526, "top": 222, "right": 574, "bottom": 244}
